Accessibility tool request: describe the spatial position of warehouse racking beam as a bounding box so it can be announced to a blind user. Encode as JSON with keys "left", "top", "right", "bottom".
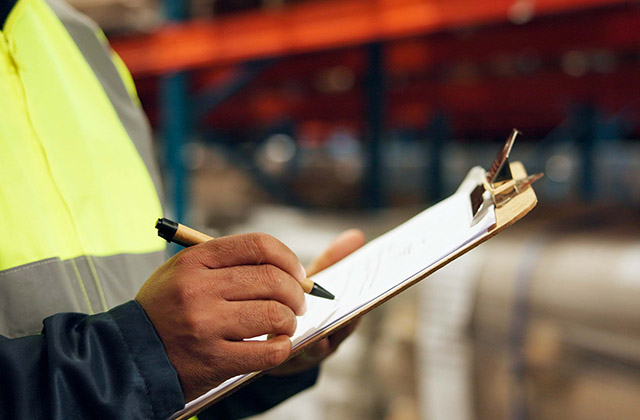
{"left": 111, "top": 0, "right": 630, "bottom": 76}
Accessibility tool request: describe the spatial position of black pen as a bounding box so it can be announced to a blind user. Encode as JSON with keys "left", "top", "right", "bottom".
{"left": 155, "top": 218, "right": 335, "bottom": 300}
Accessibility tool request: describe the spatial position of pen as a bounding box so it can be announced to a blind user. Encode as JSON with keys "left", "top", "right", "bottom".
{"left": 155, "top": 218, "right": 335, "bottom": 300}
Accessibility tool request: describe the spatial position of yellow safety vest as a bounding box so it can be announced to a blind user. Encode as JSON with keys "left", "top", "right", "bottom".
{"left": 0, "top": 0, "right": 166, "bottom": 338}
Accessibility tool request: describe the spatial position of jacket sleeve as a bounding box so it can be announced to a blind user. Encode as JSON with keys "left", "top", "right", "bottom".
{"left": 199, "top": 367, "right": 319, "bottom": 420}
{"left": 0, "top": 299, "right": 318, "bottom": 420}
{"left": 0, "top": 300, "right": 185, "bottom": 420}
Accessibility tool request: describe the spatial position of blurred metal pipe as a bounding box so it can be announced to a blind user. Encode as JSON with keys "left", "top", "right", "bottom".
{"left": 363, "top": 42, "right": 385, "bottom": 208}
{"left": 161, "top": 0, "right": 190, "bottom": 225}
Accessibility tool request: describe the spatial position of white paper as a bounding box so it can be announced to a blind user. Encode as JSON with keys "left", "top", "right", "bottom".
{"left": 173, "top": 167, "right": 495, "bottom": 419}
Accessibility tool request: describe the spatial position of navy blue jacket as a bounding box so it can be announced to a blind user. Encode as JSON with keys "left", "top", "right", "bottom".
{"left": 0, "top": 300, "right": 317, "bottom": 419}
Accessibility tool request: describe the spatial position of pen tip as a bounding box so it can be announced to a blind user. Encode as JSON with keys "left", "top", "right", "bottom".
{"left": 310, "top": 283, "right": 335, "bottom": 300}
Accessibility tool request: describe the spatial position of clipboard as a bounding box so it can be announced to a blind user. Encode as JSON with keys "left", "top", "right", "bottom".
{"left": 170, "top": 130, "right": 541, "bottom": 420}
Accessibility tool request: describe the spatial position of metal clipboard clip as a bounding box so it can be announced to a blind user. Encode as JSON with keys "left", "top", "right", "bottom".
{"left": 471, "top": 129, "right": 543, "bottom": 223}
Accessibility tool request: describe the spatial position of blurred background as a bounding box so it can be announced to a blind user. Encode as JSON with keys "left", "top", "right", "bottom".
{"left": 78, "top": 0, "right": 640, "bottom": 418}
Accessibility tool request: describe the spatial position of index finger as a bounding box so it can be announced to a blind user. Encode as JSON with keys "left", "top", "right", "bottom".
{"left": 192, "top": 233, "right": 307, "bottom": 283}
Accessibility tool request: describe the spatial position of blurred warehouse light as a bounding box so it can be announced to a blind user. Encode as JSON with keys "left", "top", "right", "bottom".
{"left": 508, "top": 0, "right": 535, "bottom": 25}
{"left": 562, "top": 50, "right": 590, "bottom": 77}
{"left": 314, "top": 65, "right": 356, "bottom": 94}
{"left": 326, "top": 129, "right": 364, "bottom": 184}
{"left": 545, "top": 154, "right": 574, "bottom": 183}
{"left": 257, "top": 133, "right": 297, "bottom": 175}
{"left": 184, "top": 142, "right": 208, "bottom": 171}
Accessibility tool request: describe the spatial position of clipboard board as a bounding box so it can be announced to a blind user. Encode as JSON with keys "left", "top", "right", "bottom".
{"left": 170, "top": 130, "right": 541, "bottom": 420}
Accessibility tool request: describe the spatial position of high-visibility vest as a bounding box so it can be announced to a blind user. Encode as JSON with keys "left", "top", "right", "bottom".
{"left": 0, "top": 0, "right": 166, "bottom": 338}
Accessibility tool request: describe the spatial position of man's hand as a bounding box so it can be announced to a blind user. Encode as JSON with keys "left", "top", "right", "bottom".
{"left": 136, "top": 233, "right": 307, "bottom": 402}
{"left": 269, "top": 228, "right": 366, "bottom": 376}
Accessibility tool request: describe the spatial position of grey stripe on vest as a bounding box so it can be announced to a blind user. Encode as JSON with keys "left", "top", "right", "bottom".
{"left": 45, "top": 0, "right": 165, "bottom": 204}
{"left": 0, "top": 251, "right": 164, "bottom": 338}
{"left": 90, "top": 250, "right": 165, "bottom": 311}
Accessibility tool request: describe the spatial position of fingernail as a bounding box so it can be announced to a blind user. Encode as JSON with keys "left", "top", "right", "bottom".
{"left": 301, "top": 299, "right": 307, "bottom": 315}
{"left": 298, "top": 263, "right": 307, "bottom": 283}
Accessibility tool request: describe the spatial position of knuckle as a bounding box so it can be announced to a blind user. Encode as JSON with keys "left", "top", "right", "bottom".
{"left": 248, "top": 233, "right": 267, "bottom": 260}
{"left": 259, "top": 264, "right": 283, "bottom": 292}
{"left": 266, "top": 301, "right": 290, "bottom": 332}
{"left": 173, "top": 280, "right": 196, "bottom": 307}
{"left": 264, "top": 341, "right": 290, "bottom": 367}
{"left": 181, "top": 312, "right": 203, "bottom": 338}
{"left": 247, "top": 233, "right": 276, "bottom": 262}
{"left": 266, "top": 301, "right": 285, "bottom": 331}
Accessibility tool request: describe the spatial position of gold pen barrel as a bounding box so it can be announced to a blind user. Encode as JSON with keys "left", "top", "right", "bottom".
{"left": 300, "top": 278, "right": 313, "bottom": 294}
{"left": 174, "top": 223, "right": 214, "bottom": 245}
{"left": 156, "top": 217, "right": 335, "bottom": 300}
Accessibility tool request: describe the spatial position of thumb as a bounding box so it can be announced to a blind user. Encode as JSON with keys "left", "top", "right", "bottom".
{"left": 307, "top": 229, "right": 365, "bottom": 276}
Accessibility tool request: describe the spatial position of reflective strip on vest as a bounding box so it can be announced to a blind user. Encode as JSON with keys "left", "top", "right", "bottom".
{"left": 0, "top": 0, "right": 166, "bottom": 337}
{"left": 0, "top": 251, "right": 165, "bottom": 337}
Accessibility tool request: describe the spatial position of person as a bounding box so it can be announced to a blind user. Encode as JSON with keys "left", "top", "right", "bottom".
{"left": 0, "top": 0, "right": 365, "bottom": 418}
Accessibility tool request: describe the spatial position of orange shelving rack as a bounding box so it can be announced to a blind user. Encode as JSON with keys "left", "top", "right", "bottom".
{"left": 111, "top": 0, "right": 629, "bottom": 76}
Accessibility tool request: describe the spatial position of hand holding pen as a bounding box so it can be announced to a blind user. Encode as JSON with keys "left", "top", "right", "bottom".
{"left": 136, "top": 223, "right": 315, "bottom": 401}
{"left": 156, "top": 218, "right": 335, "bottom": 300}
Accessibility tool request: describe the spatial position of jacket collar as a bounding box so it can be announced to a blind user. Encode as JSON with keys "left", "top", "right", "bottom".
{"left": 0, "top": 0, "right": 17, "bottom": 29}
